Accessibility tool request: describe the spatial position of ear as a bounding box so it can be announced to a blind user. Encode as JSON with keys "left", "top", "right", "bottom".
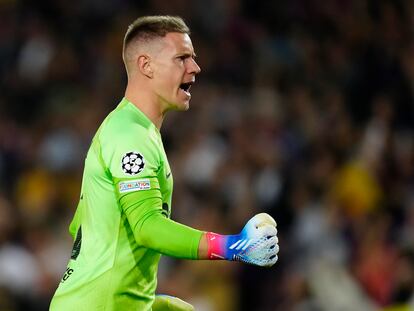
{"left": 137, "top": 54, "right": 153, "bottom": 78}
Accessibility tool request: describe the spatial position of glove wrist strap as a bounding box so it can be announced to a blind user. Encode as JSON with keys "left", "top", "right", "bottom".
{"left": 206, "top": 232, "right": 227, "bottom": 260}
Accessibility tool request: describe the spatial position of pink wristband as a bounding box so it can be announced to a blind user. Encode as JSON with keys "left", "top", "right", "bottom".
{"left": 206, "top": 232, "right": 226, "bottom": 260}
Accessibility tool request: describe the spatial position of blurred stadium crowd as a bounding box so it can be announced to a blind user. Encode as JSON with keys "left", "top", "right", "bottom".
{"left": 1, "top": 0, "right": 414, "bottom": 310}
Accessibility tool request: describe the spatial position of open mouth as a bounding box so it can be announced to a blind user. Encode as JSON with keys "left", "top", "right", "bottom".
{"left": 179, "top": 82, "right": 193, "bottom": 93}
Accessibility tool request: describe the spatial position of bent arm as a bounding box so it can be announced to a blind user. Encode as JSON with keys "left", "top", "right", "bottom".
{"left": 120, "top": 190, "right": 278, "bottom": 266}
{"left": 120, "top": 190, "right": 204, "bottom": 259}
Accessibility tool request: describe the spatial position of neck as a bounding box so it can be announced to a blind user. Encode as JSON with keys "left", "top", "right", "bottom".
{"left": 124, "top": 82, "right": 165, "bottom": 130}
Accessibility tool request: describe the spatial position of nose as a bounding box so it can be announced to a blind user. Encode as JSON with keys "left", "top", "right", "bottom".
{"left": 187, "top": 58, "right": 201, "bottom": 75}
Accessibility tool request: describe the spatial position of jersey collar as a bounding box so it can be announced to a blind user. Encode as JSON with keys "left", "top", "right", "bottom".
{"left": 120, "top": 97, "right": 154, "bottom": 130}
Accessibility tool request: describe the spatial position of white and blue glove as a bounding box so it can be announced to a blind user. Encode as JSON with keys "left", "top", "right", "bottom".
{"left": 206, "top": 213, "right": 279, "bottom": 267}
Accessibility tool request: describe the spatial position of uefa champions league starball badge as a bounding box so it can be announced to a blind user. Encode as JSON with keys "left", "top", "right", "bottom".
{"left": 121, "top": 152, "right": 145, "bottom": 175}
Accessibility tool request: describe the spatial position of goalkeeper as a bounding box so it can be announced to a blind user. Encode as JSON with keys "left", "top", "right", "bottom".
{"left": 50, "top": 15, "right": 279, "bottom": 311}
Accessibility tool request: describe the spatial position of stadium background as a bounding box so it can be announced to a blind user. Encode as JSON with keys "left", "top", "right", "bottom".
{"left": 1, "top": 0, "right": 414, "bottom": 310}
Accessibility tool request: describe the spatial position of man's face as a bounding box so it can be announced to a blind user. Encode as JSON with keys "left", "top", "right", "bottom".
{"left": 150, "top": 32, "right": 201, "bottom": 111}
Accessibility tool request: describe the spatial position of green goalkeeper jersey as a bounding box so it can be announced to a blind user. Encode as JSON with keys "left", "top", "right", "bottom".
{"left": 50, "top": 98, "right": 202, "bottom": 311}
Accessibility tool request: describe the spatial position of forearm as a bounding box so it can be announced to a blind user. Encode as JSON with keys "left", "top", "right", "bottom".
{"left": 135, "top": 211, "right": 203, "bottom": 259}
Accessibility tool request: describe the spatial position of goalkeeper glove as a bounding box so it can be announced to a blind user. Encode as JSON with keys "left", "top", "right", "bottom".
{"left": 153, "top": 294, "right": 194, "bottom": 311}
{"left": 206, "top": 213, "right": 279, "bottom": 267}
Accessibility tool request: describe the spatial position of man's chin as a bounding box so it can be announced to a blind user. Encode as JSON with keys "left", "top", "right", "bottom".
{"left": 181, "top": 102, "right": 190, "bottom": 111}
{"left": 173, "top": 100, "right": 190, "bottom": 111}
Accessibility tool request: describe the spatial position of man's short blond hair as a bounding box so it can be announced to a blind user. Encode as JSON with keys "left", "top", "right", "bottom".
{"left": 123, "top": 15, "right": 190, "bottom": 61}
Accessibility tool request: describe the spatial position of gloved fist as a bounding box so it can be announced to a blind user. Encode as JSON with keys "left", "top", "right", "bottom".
{"left": 153, "top": 294, "right": 194, "bottom": 311}
{"left": 230, "top": 213, "right": 279, "bottom": 267}
{"left": 206, "top": 213, "right": 279, "bottom": 267}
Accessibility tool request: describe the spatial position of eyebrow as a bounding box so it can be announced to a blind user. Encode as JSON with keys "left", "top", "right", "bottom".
{"left": 178, "top": 52, "right": 197, "bottom": 58}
